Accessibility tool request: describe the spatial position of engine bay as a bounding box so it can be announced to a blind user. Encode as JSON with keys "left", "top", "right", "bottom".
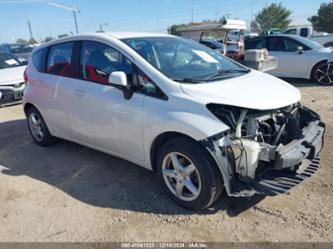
{"left": 207, "top": 103, "right": 323, "bottom": 181}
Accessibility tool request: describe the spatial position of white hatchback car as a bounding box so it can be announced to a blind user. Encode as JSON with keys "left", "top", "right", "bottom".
{"left": 24, "top": 33, "right": 325, "bottom": 210}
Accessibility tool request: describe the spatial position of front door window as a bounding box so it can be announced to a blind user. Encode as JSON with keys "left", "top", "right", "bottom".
{"left": 80, "top": 41, "right": 133, "bottom": 84}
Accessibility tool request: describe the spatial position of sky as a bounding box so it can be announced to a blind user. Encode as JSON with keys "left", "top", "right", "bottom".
{"left": 0, "top": 0, "right": 330, "bottom": 43}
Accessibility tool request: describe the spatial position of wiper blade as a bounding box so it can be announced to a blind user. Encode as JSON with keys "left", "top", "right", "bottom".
{"left": 224, "top": 69, "right": 251, "bottom": 73}
{"left": 204, "top": 69, "right": 250, "bottom": 81}
{"left": 171, "top": 78, "right": 203, "bottom": 83}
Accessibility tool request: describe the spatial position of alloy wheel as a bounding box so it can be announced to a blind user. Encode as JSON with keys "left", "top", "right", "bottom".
{"left": 315, "top": 63, "right": 333, "bottom": 85}
{"left": 162, "top": 152, "right": 201, "bottom": 202}
{"left": 28, "top": 113, "right": 44, "bottom": 142}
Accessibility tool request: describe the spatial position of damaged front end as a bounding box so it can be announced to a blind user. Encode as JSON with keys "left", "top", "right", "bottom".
{"left": 203, "top": 103, "right": 325, "bottom": 197}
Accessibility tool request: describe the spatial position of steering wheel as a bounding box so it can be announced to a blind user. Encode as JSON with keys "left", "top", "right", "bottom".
{"left": 173, "top": 57, "right": 196, "bottom": 70}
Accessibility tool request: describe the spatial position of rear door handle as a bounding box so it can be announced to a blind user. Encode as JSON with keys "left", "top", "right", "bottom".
{"left": 72, "top": 89, "right": 86, "bottom": 97}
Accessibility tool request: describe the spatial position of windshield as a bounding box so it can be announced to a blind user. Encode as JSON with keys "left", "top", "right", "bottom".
{"left": 122, "top": 36, "right": 249, "bottom": 83}
{"left": 293, "top": 36, "right": 323, "bottom": 50}
{"left": 0, "top": 53, "right": 21, "bottom": 69}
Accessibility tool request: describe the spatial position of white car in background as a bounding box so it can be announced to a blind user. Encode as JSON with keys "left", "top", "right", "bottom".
{"left": 0, "top": 52, "right": 26, "bottom": 106}
{"left": 23, "top": 33, "right": 325, "bottom": 210}
{"left": 245, "top": 34, "right": 333, "bottom": 84}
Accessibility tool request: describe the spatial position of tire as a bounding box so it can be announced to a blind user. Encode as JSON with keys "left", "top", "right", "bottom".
{"left": 156, "top": 137, "right": 223, "bottom": 210}
{"left": 311, "top": 61, "right": 333, "bottom": 85}
{"left": 27, "top": 106, "right": 56, "bottom": 147}
{"left": 324, "top": 42, "right": 333, "bottom": 48}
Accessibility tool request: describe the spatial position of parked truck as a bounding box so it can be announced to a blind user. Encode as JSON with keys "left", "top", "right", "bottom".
{"left": 283, "top": 26, "right": 333, "bottom": 47}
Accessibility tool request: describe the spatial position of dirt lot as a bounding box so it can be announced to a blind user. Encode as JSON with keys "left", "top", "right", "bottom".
{"left": 0, "top": 79, "right": 332, "bottom": 242}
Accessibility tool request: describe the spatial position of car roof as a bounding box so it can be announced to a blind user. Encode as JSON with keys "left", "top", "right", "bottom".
{"left": 103, "top": 32, "right": 173, "bottom": 39}
{"left": 248, "top": 34, "right": 299, "bottom": 39}
{"left": 60, "top": 32, "right": 173, "bottom": 41}
{"left": 246, "top": 34, "right": 302, "bottom": 41}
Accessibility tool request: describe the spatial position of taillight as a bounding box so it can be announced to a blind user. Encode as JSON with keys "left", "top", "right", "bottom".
{"left": 23, "top": 68, "right": 28, "bottom": 84}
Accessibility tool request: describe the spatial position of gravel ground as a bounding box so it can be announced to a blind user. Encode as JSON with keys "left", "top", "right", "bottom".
{"left": 0, "top": 79, "right": 332, "bottom": 242}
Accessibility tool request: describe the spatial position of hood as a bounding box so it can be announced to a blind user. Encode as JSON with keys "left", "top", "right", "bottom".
{"left": 315, "top": 47, "right": 333, "bottom": 53}
{"left": 180, "top": 70, "right": 301, "bottom": 111}
{"left": 314, "top": 48, "right": 333, "bottom": 62}
{"left": 0, "top": 66, "right": 26, "bottom": 86}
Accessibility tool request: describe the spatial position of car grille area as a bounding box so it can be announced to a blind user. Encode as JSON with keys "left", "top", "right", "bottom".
{"left": 0, "top": 88, "right": 24, "bottom": 106}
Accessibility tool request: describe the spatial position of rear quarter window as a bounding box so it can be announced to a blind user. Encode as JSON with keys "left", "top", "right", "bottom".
{"left": 32, "top": 48, "right": 47, "bottom": 72}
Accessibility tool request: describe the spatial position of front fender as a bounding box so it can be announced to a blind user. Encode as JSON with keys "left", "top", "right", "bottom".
{"left": 142, "top": 96, "right": 229, "bottom": 169}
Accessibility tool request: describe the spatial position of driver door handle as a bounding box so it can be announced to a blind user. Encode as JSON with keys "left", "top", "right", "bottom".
{"left": 72, "top": 89, "right": 86, "bottom": 97}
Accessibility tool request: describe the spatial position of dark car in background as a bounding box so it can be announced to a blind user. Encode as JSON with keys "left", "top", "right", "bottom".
{"left": 0, "top": 43, "right": 35, "bottom": 60}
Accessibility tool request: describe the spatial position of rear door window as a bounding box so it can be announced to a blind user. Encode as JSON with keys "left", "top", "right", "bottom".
{"left": 46, "top": 42, "right": 74, "bottom": 77}
{"left": 268, "top": 37, "right": 304, "bottom": 52}
{"left": 268, "top": 37, "right": 286, "bottom": 51}
{"left": 245, "top": 38, "right": 267, "bottom": 50}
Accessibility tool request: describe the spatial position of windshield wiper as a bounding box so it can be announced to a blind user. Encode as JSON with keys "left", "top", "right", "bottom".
{"left": 171, "top": 78, "right": 203, "bottom": 83}
{"left": 204, "top": 69, "right": 251, "bottom": 81}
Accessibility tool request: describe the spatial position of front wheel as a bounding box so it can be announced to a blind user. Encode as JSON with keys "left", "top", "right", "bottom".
{"left": 312, "top": 61, "right": 333, "bottom": 85}
{"left": 156, "top": 137, "right": 223, "bottom": 210}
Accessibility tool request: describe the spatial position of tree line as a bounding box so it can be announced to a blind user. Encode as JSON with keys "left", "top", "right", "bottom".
{"left": 14, "top": 1, "right": 333, "bottom": 43}
{"left": 168, "top": 1, "right": 333, "bottom": 35}
{"left": 14, "top": 34, "right": 70, "bottom": 45}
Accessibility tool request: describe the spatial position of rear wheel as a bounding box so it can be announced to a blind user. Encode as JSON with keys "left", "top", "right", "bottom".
{"left": 156, "top": 137, "right": 223, "bottom": 210}
{"left": 312, "top": 61, "right": 333, "bottom": 85}
{"left": 27, "top": 106, "right": 56, "bottom": 146}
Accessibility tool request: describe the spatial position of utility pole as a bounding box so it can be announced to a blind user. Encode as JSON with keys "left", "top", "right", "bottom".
{"left": 49, "top": 2, "right": 80, "bottom": 34}
{"left": 73, "top": 10, "right": 79, "bottom": 34}
{"left": 27, "top": 20, "right": 34, "bottom": 40}
{"left": 191, "top": 0, "right": 194, "bottom": 23}
{"left": 250, "top": 0, "right": 253, "bottom": 32}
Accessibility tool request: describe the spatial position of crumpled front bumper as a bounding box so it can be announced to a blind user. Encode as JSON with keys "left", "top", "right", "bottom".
{"left": 202, "top": 114, "right": 326, "bottom": 198}
{"left": 251, "top": 120, "right": 325, "bottom": 196}
{"left": 251, "top": 157, "right": 321, "bottom": 196}
{"left": 274, "top": 120, "right": 325, "bottom": 170}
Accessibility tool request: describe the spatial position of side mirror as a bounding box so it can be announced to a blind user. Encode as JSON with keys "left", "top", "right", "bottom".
{"left": 109, "top": 71, "right": 128, "bottom": 87}
{"left": 296, "top": 46, "right": 304, "bottom": 54}
{"left": 108, "top": 71, "right": 133, "bottom": 99}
